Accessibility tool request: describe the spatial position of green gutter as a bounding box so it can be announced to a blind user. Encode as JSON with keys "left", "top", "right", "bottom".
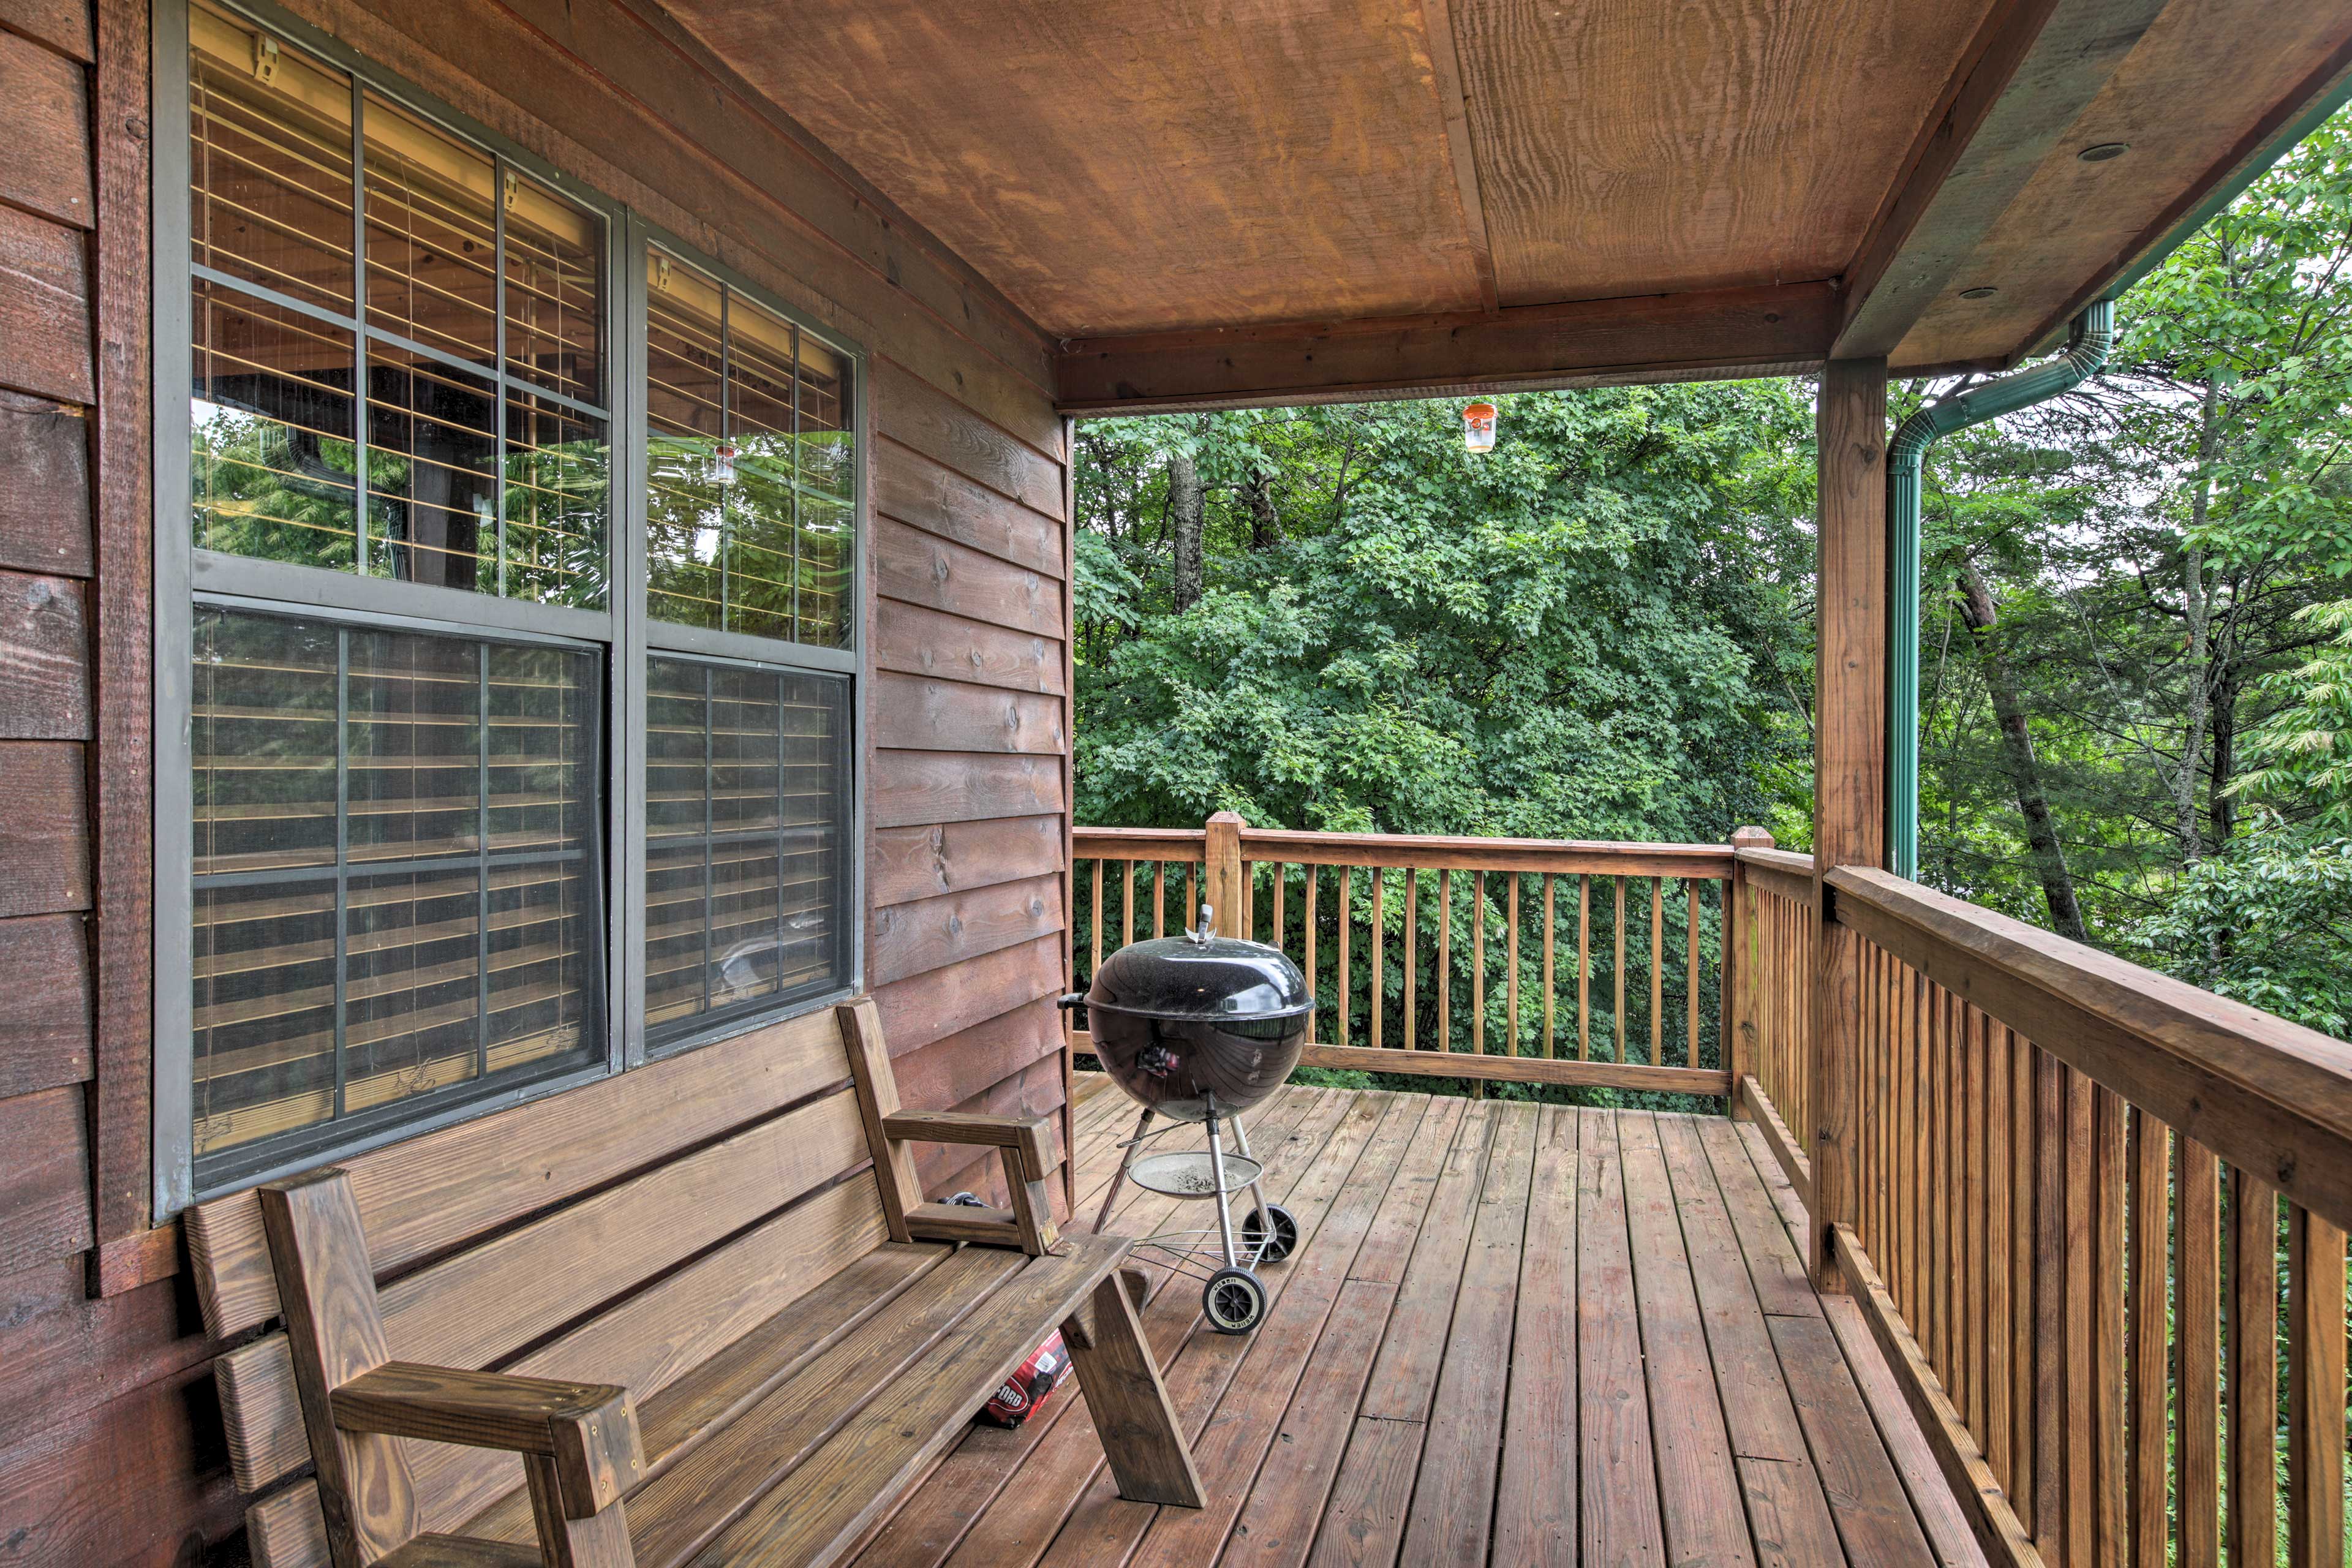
{"left": 1887, "top": 299, "right": 2113, "bottom": 878}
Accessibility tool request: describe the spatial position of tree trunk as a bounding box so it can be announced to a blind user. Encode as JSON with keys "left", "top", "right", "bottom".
{"left": 2175, "top": 375, "right": 2222, "bottom": 864}
{"left": 1245, "top": 469, "right": 1280, "bottom": 551}
{"left": 1168, "top": 448, "right": 1203, "bottom": 613}
{"left": 2209, "top": 651, "right": 2239, "bottom": 848}
{"left": 1954, "top": 560, "right": 2091, "bottom": 943}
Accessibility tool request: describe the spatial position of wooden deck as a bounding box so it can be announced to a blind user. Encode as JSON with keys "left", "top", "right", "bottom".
{"left": 853, "top": 1074, "right": 1990, "bottom": 1568}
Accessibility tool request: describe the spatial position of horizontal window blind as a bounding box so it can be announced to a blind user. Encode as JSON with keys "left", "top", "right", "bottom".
{"left": 192, "top": 606, "right": 605, "bottom": 1183}
{"left": 645, "top": 655, "right": 850, "bottom": 1044}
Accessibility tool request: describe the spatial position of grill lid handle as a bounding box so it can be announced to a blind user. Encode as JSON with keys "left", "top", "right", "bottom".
{"left": 1189, "top": 903, "right": 1215, "bottom": 945}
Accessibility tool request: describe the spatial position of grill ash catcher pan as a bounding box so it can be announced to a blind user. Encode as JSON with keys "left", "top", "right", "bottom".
{"left": 1061, "top": 904, "right": 1314, "bottom": 1333}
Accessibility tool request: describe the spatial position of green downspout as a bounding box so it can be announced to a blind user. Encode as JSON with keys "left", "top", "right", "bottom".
{"left": 1886, "top": 298, "right": 2113, "bottom": 878}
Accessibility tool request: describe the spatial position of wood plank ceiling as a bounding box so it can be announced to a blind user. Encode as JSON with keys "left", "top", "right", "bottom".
{"left": 653, "top": 0, "right": 2352, "bottom": 403}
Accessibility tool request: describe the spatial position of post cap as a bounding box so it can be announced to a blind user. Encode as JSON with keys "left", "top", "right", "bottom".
{"left": 1730, "top": 827, "right": 1775, "bottom": 849}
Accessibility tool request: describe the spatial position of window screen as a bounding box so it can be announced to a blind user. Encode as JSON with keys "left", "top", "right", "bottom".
{"left": 645, "top": 656, "right": 851, "bottom": 1044}
{"left": 644, "top": 250, "right": 853, "bottom": 647}
{"left": 190, "top": 606, "right": 605, "bottom": 1182}
{"left": 188, "top": 0, "right": 609, "bottom": 608}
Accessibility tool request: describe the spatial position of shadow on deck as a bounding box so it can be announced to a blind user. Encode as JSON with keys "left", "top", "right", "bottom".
{"left": 854, "top": 1075, "right": 1989, "bottom": 1568}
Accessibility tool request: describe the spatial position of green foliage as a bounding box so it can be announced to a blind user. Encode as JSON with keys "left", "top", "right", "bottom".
{"left": 1073, "top": 385, "right": 1814, "bottom": 846}
{"left": 2234, "top": 600, "right": 2352, "bottom": 829}
{"left": 2125, "top": 821, "right": 2352, "bottom": 1036}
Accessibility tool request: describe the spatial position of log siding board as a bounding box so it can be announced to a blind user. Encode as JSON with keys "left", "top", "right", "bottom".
{"left": 0, "top": 0, "right": 94, "bottom": 61}
{"left": 0, "top": 570, "right": 91, "bottom": 740}
{"left": 0, "top": 390, "right": 92, "bottom": 577}
{"left": 0, "top": 740, "right": 91, "bottom": 918}
{"left": 0, "top": 26, "right": 91, "bottom": 229}
{"left": 0, "top": 912, "right": 95, "bottom": 1098}
{"left": 0, "top": 205, "right": 90, "bottom": 408}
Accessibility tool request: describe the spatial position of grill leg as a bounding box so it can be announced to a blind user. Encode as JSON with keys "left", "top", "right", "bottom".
{"left": 1092, "top": 1105, "right": 1154, "bottom": 1235}
{"left": 1231, "top": 1115, "right": 1273, "bottom": 1264}
{"left": 1204, "top": 1095, "right": 1241, "bottom": 1270}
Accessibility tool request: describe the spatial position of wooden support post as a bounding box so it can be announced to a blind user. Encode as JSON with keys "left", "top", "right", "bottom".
{"left": 1205, "top": 811, "right": 1245, "bottom": 938}
{"left": 1061, "top": 1272, "right": 1207, "bottom": 1507}
{"left": 1811, "top": 357, "right": 1887, "bottom": 1292}
{"left": 1727, "top": 827, "right": 1773, "bottom": 1119}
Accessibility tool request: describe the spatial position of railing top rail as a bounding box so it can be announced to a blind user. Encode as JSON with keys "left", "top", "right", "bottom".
{"left": 1733, "top": 845, "right": 1816, "bottom": 876}
{"left": 1231, "top": 827, "right": 1733, "bottom": 876}
{"left": 1071, "top": 827, "right": 1209, "bottom": 862}
{"left": 1827, "top": 863, "right": 2352, "bottom": 1235}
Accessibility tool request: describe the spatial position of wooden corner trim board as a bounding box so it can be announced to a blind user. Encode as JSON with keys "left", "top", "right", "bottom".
{"left": 1824, "top": 865, "right": 2352, "bottom": 1238}
{"left": 1052, "top": 282, "right": 1838, "bottom": 413}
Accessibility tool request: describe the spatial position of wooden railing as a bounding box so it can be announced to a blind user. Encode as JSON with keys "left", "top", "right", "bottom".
{"left": 1727, "top": 829, "right": 1816, "bottom": 1191}
{"left": 1072, "top": 813, "right": 1741, "bottom": 1098}
{"left": 1738, "top": 860, "right": 2352, "bottom": 1568}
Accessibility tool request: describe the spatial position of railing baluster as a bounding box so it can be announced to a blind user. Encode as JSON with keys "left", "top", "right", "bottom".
{"left": 1542, "top": 873, "right": 1556, "bottom": 1060}
{"left": 1578, "top": 873, "right": 1590, "bottom": 1061}
{"left": 1978, "top": 1007, "right": 2007, "bottom": 1490}
{"left": 1273, "top": 860, "right": 1286, "bottom": 956}
{"left": 2174, "top": 1134, "right": 2218, "bottom": 1568}
{"left": 2094, "top": 1085, "right": 2128, "bottom": 1564}
{"left": 2006, "top": 1027, "right": 2036, "bottom": 1535}
{"left": 1474, "top": 870, "right": 1487, "bottom": 1061}
{"left": 1507, "top": 872, "right": 1520, "bottom": 1063}
{"left": 1121, "top": 859, "right": 1134, "bottom": 949}
{"left": 1090, "top": 858, "right": 1103, "bottom": 981}
{"left": 1649, "top": 876, "right": 1663, "bottom": 1065}
{"left": 1438, "top": 869, "right": 1451, "bottom": 1055}
{"left": 2228, "top": 1167, "right": 2278, "bottom": 1568}
{"left": 1403, "top": 869, "right": 1418, "bottom": 1050}
{"left": 2287, "top": 1204, "right": 2345, "bottom": 1566}
{"left": 1336, "top": 866, "right": 1352, "bottom": 1049}
{"left": 1370, "top": 866, "right": 1385, "bottom": 1052}
{"left": 1685, "top": 879, "right": 1700, "bottom": 1068}
{"left": 1155, "top": 859, "right": 1166, "bottom": 938}
{"left": 1302, "top": 868, "right": 1318, "bottom": 1046}
{"left": 2128, "top": 1105, "right": 2169, "bottom": 1568}
{"left": 1608, "top": 884, "right": 1627, "bottom": 1067}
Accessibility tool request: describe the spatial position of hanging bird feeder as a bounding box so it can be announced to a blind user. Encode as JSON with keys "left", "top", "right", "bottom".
{"left": 1462, "top": 401, "right": 1498, "bottom": 454}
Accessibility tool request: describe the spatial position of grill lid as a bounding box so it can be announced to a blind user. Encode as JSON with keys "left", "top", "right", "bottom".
{"left": 1085, "top": 905, "right": 1313, "bottom": 1022}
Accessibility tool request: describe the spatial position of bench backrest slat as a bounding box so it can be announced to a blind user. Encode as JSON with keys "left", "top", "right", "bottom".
{"left": 214, "top": 1087, "right": 872, "bottom": 1494}
{"left": 186, "top": 1009, "right": 850, "bottom": 1341}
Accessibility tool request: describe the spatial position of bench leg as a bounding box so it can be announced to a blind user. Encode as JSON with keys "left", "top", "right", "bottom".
{"left": 1061, "top": 1273, "right": 1205, "bottom": 1508}
{"left": 525, "top": 1455, "right": 637, "bottom": 1568}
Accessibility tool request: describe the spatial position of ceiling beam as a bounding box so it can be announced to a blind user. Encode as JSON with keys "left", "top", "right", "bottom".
{"left": 1419, "top": 0, "right": 1499, "bottom": 314}
{"left": 1052, "top": 282, "right": 1838, "bottom": 414}
{"left": 1833, "top": 0, "right": 2168, "bottom": 361}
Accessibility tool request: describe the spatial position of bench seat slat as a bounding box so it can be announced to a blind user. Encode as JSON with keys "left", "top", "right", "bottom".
{"left": 680, "top": 1234, "right": 1129, "bottom": 1568}
{"left": 187, "top": 1008, "right": 850, "bottom": 1339}
{"left": 471, "top": 1245, "right": 1031, "bottom": 1563}
{"left": 218, "top": 1090, "right": 870, "bottom": 1494}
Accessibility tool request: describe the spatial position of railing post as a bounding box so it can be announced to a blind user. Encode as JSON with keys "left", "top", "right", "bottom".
{"left": 1205, "top": 812, "right": 1245, "bottom": 938}
{"left": 1811, "top": 358, "right": 1887, "bottom": 1293}
{"left": 1727, "top": 827, "right": 1772, "bottom": 1120}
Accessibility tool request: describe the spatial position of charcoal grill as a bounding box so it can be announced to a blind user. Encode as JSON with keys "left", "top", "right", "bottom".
{"left": 1061, "top": 905, "right": 1313, "bottom": 1333}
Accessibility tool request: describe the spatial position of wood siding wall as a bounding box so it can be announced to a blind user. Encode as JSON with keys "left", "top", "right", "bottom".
{"left": 0, "top": 0, "right": 1073, "bottom": 1559}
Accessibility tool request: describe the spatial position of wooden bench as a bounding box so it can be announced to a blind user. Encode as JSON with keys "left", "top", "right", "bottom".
{"left": 184, "top": 999, "right": 1202, "bottom": 1568}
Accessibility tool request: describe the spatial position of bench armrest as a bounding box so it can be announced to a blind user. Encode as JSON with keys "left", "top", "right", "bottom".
{"left": 880, "top": 1110, "right": 1060, "bottom": 1181}
{"left": 333, "top": 1362, "right": 644, "bottom": 1518}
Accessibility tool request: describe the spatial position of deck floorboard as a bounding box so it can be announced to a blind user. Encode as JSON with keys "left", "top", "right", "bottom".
{"left": 853, "top": 1077, "right": 1992, "bottom": 1568}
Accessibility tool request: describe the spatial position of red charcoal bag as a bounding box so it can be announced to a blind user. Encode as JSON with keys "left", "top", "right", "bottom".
{"left": 976, "top": 1330, "right": 1072, "bottom": 1428}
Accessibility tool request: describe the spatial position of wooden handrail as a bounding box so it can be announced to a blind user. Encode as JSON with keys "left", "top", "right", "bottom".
{"left": 1068, "top": 815, "right": 1745, "bottom": 1098}
{"left": 1826, "top": 863, "right": 2352, "bottom": 1237}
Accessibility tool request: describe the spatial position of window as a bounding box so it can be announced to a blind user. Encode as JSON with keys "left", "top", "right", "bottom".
{"left": 160, "top": 0, "right": 862, "bottom": 1208}
{"left": 645, "top": 658, "right": 851, "bottom": 1044}
{"left": 190, "top": 609, "right": 603, "bottom": 1181}
{"left": 644, "top": 250, "right": 852, "bottom": 645}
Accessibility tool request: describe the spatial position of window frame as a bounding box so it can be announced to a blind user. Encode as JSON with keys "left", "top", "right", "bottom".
{"left": 150, "top": 0, "right": 867, "bottom": 1216}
